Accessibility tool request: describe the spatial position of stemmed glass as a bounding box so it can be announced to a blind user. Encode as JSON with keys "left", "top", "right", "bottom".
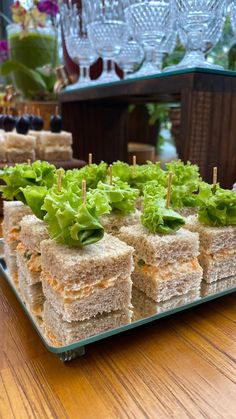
{"left": 60, "top": 3, "right": 98, "bottom": 88}
{"left": 153, "top": 21, "right": 177, "bottom": 71}
{"left": 165, "top": 0, "right": 227, "bottom": 72}
{"left": 124, "top": 0, "right": 172, "bottom": 76}
{"left": 83, "top": 0, "right": 129, "bottom": 83}
{"left": 116, "top": 39, "right": 144, "bottom": 79}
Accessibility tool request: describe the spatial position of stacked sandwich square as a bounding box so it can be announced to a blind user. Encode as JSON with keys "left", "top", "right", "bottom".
{"left": 16, "top": 215, "right": 49, "bottom": 318}
{"left": 185, "top": 216, "right": 236, "bottom": 283}
{"left": 41, "top": 234, "right": 134, "bottom": 343}
{"left": 119, "top": 224, "right": 203, "bottom": 302}
{"left": 4, "top": 132, "right": 36, "bottom": 163}
{"left": 2, "top": 201, "right": 32, "bottom": 284}
{"left": 32, "top": 130, "right": 73, "bottom": 161}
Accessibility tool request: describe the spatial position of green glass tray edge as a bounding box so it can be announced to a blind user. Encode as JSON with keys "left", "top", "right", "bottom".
{"left": 60, "top": 67, "right": 236, "bottom": 98}
{"left": 0, "top": 261, "right": 235, "bottom": 355}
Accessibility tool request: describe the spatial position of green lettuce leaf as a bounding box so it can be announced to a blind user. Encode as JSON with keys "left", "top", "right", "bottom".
{"left": 0, "top": 161, "right": 57, "bottom": 203}
{"left": 198, "top": 188, "right": 236, "bottom": 226}
{"left": 42, "top": 186, "right": 104, "bottom": 247}
{"left": 20, "top": 185, "right": 48, "bottom": 220}
{"left": 141, "top": 198, "right": 185, "bottom": 234}
{"left": 63, "top": 162, "right": 108, "bottom": 190}
{"left": 96, "top": 178, "right": 139, "bottom": 215}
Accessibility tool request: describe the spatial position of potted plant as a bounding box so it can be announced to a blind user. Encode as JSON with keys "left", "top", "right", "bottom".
{"left": 0, "top": 0, "right": 59, "bottom": 101}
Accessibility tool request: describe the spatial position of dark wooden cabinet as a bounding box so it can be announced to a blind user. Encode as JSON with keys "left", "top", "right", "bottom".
{"left": 60, "top": 68, "right": 236, "bottom": 188}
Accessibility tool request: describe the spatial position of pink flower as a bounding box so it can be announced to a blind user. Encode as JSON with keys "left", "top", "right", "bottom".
{"left": 37, "top": 0, "right": 59, "bottom": 17}
{"left": 0, "top": 40, "right": 8, "bottom": 64}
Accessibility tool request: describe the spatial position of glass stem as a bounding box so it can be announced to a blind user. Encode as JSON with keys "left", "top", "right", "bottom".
{"left": 80, "top": 66, "right": 90, "bottom": 83}
{"left": 187, "top": 29, "right": 205, "bottom": 59}
{"left": 103, "top": 59, "right": 109, "bottom": 76}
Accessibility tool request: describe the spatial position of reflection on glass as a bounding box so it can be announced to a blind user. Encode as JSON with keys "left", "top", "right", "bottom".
{"left": 201, "top": 275, "right": 236, "bottom": 297}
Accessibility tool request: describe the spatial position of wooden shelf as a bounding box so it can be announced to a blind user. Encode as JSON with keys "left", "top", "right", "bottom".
{"left": 60, "top": 68, "right": 236, "bottom": 188}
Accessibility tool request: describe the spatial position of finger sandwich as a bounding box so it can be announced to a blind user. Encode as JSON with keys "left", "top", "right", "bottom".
{"left": 40, "top": 234, "right": 134, "bottom": 322}
{"left": 32, "top": 130, "right": 73, "bottom": 161}
{"left": 5, "top": 132, "right": 36, "bottom": 163}
{"left": 185, "top": 215, "right": 236, "bottom": 283}
{"left": 119, "top": 224, "right": 203, "bottom": 302}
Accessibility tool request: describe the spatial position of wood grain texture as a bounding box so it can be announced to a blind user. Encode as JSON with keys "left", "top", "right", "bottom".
{"left": 0, "top": 269, "right": 235, "bottom": 418}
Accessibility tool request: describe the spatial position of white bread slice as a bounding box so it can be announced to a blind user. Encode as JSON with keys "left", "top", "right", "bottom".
{"left": 132, "top": 287, "right": 200, "bottom": 320}
{"left": 40, "top": 234, "right": 134, "bottom": 288}
{"left": 2, "top": 201, "right": 32, "bottom": 240}
{"left": 5, "top": 132, "right": 36, "bottom": 150}
{"left": 6, "top": 148, "right": 35, "bottom": 163}
{"left": 101, "top": 210, "right": 141, "bottom": 236}
{"left": 185, "top": 215, "right": 236, "bottom": 254}
{"left": 199, "top": 250, "right": 236, "bottom": 283}
{"left": 119, "top": 224, "right": 199, "bottom": 266}
{"left": 201, "top": 275, "right": 236, "bottom": 297}
{"left": 19, "top": 215, "right": 49, "bottom": 253}
{"left": 132, "top": 258, "right": 202, "bottom": 302}
{"left": 43, "top": 300, "right": 131, "bottom": 345}
{"left": 42, "top": 273, "right": 132, "bottom": 322}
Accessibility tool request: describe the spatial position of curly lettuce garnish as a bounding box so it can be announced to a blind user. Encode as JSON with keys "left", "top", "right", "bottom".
{"left": 141, "top": 197, "right": 185, "bottom": 234}
{"left": 96, "top": 178, "right": 139, "bottom": 215}
{"left": 113, "top": 161, "right": 166, "bottom": 192}
{"left": 42, "top": 186, "right": 104, "bottom": 247}
{"left": 165, "top": 160, "right": 201, "bottom": 186}
{"left": 143, "top": 179, "right": 200, "bottom": 209}
{"left": 63, "top": 162, "right": 108, "bottom": 190}
{"left": 0, "top": 161, "right": 57, "bottom": 202}
{"left": 20, "top": 185, "right": 48, "bottom": 220}
{"left": 198, "top": 188, "right": 236, "bottom": 226}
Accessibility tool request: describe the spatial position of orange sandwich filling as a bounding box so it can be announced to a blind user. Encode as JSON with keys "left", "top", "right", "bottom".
{"left": 41, "top": 270, "right": 119, "bottom": 302}
{"left": 17, "top": 242, "right": 41, "bottom": 273}
{"left": 136, "top": 258, "right": 201, "bottom": 281}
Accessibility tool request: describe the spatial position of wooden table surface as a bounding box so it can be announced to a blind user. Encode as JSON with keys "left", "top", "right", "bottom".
{"left": 0, "top": 269, "right": 235, "bottom": 418}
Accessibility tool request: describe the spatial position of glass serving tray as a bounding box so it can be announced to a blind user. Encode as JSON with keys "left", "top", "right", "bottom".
{"left": 0, "top": 256, "right": 235, "bottom": 362}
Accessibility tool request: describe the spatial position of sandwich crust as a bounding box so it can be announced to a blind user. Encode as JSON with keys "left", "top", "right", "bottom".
{"left": 19, "top": 215, "right": 49, "bottom": 253}
{"left": 119, "top": 224, "right": 199, "bottom": 266}
{"left": 40, "top": 234, "right": 134, "bottom": 287}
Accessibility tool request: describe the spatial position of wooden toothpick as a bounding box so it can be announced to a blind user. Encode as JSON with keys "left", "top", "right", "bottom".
{"left": 213, "top": 166, "right": 218, "bottom": 186}
{"left": 57, "top": 169, "right": 62, "bottom": 193}
{"left": 88, "top": 153, "right": 92, "bottom": 165}
{"left": 166, "top": 171, "right": 173, "bottom": 209}
{"left": 109, "top": 164, "right": 113, "bottom": 186}
{"left": 81, "top": 179, "right": 86, "bottom": 205}
{"left": 27, "top": 159, "right": 31, "bottom": 165}
{"left": 133, "top": 155, "right": 136, "bottom": 174}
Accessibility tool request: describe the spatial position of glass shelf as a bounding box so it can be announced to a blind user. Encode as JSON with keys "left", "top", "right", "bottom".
{"left": 60, "top": 67, "right": 236, "bottom": 96}
{"left": 0, "top": 258, "right": 235, "bottom": 362}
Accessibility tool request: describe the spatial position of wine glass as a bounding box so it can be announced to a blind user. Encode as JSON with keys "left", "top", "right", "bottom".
{"left": 154, "top": 20, "right": 177, "bottom": 71}
{"left": 124, "top": 0, "right": 172, "bottom": 76}
{"left": 61, "top": 3, "right": 98, "bottom": 88}
{"left": 83, "top": 0, "right": 129, "bottom": 83}
{"left": 165, "top": 0, "right": 227, "bottom": 72}
{"left": 116, "top": 39, "right": 144, "bottom": 79}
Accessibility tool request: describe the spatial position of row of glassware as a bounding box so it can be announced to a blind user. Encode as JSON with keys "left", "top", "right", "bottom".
{"left": 61, "top": 0, "right": 236, "bottom": 88}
